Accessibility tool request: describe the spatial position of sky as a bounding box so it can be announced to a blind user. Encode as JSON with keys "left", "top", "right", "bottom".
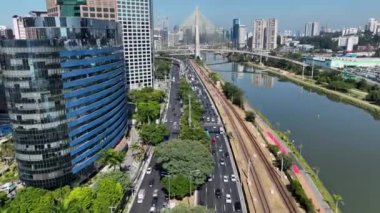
{"left": 1, "top": 0, "right": 380, "bottom": 32}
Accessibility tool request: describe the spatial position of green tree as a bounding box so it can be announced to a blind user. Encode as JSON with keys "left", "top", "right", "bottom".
{"left": 5, "top": 187, "right": 47, "bottom": 212}
{"left": 0, "top": 142, "right": 15, "bottom": 162}
{"left": 162, "top": 204, "right": 214, "bottom": 213}
{"left": 290, "top": 179, "right": 315, "bottom": 212}
{"left": 130, "top": 143, "right": 145, "bottom": 162}
{"left": 161, "top": 175, "right": 194, "bottom": 199}
{"left": 222, "top": 82, "right": 244, "bottom": 108}
{"left": 367, "top": 89, "right": 380, "bottom": 105}
{"left": 0, "top": 191, "right": 9, "bottom": 208}
{"left": 139, "top": 123, "right": 169, "bottom": 146}
{"left": 136, "top": 101, "right": 161, "bottom": 124}
{"left": 245, "top": 111, "right": 256, "bottom": 123}
{"left": 277, "top": 154, "right": 293, "bottom": 171}
{"left": 209, "top": 72, "right": 220, "bottom": 84}
{"left": 63, "top": 186, "right": 94, "bottom": 212}
{"left": 155, "top": 59, "right": 171, "bottom": 80}
{"left": 179, "top": 126, "right": 210, "bottom": 146}
{"left": 328, "top": 81, "right": 354, "bottom": 93}
{"left": 98, "top": 149, "right": 124, "bottom": 171}
{"left": 93, "top": 177, "right": 123, "bottom": 213}
{"left": 97, "top": 171, "right": 132, "bottom": 192}
{"left": 267, "top": 144, "right": 280, "bottom": 157}
{"left": 155, "top": 139, "right": 214, "bottom": 186}
{"left": 128, "top": 87, "right": 166, "bottom": 103}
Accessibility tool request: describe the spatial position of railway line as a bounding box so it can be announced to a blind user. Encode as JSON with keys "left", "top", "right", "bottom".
{"left": 191, "top": 61, "right": 299, "bottom": 213}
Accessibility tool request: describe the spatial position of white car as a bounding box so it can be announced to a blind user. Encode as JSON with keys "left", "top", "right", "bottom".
{"left": 208, "top": 176, "right": 213, "bottom": 182}
{"left": 146, "top": 167, "right": 152, "bottom": 174}
{"left": 223, "top": 175, "right": 229, "bottom": 183}
{"left": 153, "top": 189, "right": 158, "bottom": 197}
{"left": 149, "top": 205, "right": 156, "bottom": 213}
{"left": 231, "top": 174, "right": 236, "bottom": 182}
{"left": 219, "top": 148, "right": 223, "bottom": 152}
{"left": 226, "top": 194, "right": 232, "bottom": 204}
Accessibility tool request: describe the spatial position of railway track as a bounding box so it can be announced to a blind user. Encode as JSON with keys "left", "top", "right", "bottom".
{"left": 191, "top": 61, "right": 299, "bottom": 213}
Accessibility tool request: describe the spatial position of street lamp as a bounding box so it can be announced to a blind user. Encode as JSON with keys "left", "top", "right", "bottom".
{"left": 188, "top": 169, "right": 200, "bottom": 205}
{"left": 165, "top": 174, "right": 172, "bottom": 208}
{"left": 109, "top": 206, "right": 116, "bottom": 213}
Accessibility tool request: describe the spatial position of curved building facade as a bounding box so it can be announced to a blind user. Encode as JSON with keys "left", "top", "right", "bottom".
{"left": 0, "top": 17, "right": 127, "bottom": 188}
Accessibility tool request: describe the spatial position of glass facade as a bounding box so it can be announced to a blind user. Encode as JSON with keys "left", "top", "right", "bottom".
{"left": 0, "top": 17, "right": 127, "bottom": 189}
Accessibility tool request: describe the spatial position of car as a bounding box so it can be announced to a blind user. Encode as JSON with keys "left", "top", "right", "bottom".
{"left": 146, "top": 167, "right": 152, "bottom": 174}
{"left": 231, "top": 174, "right": 236, "bottom": 182}
{"left": 226, "top": 194, "right": 232, "bottom": 204}
{"left": 149, "top": 179, "right": 154, "bottom": 187}
{"left": 215, "top": 188, "right": 221, "bottom": 198}
{"left": 220, "top": 159, "right": 225, "bottom": 166}
{"left": 234, "top": 201, "right": 242, "bottom": 211}
{"left": 208, "top": 176, "right": 212, "bottom": 182}
{"left": 219, "top": 148, "right": 223, "bottom": 152}
{"left": 153, "top": 189, "right": 158, "bottom": 197}
{"left": 224, "top": 152, "right": 229, "bottom": 158}
{"left": 211, "top": 118, "right": 215, "bottom": 122}
{"left": 149, "top": 204, "right": 156, "bottom": 213}
{"left": 152, "top": 197, "right": 158, "bottom": 204}
{"left": 223, "top": 175, "right": 229, "bottom": 183}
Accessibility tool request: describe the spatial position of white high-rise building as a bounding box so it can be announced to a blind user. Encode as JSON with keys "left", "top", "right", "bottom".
{"left": 238, "top": 25, "right": 247, "bottom": 49}
{"left": 305, "top": 21, "right": 320, "bottom": 37}
{"left": 117, "top": 0, "right": 153, "bottom": 89}
{"left": 253, "top": 18, "right": 278, "bottom": 50}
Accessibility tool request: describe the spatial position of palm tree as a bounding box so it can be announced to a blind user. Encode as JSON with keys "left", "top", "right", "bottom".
{"left": 333, "top": 194, "right": 343, "bottom": 213}
{"left": 130, "top": 143, "right": 145, "bottom": 162}
{"left": 98, "top": 149, "right": 124, "bottom": 171}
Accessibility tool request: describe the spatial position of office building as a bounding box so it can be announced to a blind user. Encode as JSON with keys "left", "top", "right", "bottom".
{"left": 342, "top": 28, "right": 358, "bottom": 36}
{"left": 0, "top": 17, "right": 127, "bottom": 189}
{"left": 338, "top": 36, "right": 359, "bottom": 52}
{"left": 0, "top": 26, "right": 13, "bottom": 39}
{"left": 46, "top": 0, "right": 117, "bottom": 20}
{"left": 253, "top": 18, "right": 278, "bottom": 50}
{"left": 238, "top": 25, "right": 247, "bottom": 49}
{"left": 13, "top": 11, "right": 48, "bottom": 39}
{"left": 117, "top": 0, "right": 154, "bottom": 89}
{"left": 305, "top": 21, "right": 320, "bottom": 37}
{"left": 231, "top": 18, "right": 240, "bottom": 49}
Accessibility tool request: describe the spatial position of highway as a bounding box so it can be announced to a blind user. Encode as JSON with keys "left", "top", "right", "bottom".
{"left": 184, "top": 61, "right": 245, "bottom": 212}
{"left": 130, "top": 62, "right": 181, "bottom": 213}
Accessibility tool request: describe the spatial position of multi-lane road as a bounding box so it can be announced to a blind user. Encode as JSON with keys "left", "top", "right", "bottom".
{"left": 130, "top": 62, "right": 181, "bottom": 213}
{"left": 130, "top": 59, "right": 246, "bottom": 212}
{"left": 184, "top": 61, "right": 245, "bottom": 213}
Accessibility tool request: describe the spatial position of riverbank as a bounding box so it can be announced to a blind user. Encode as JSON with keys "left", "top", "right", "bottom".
{"left": 202, "top": 63, "right": 335, "bottom": 212}
{"left": 246, "top": 62, "right": 380, "bottom": 118}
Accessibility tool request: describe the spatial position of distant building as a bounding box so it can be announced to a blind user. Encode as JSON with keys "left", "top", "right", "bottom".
{"left": 253, "top": 18, "right": 278, "bottom": 50}
{"left": 366, "top": 18, "right": 379, "bottom": 34}
{"left": 238, "top": 25, "right": 247, "bottom": 49}
{"left": 0, "top": 26, "right": 13, "bottom": 39}
{"left": 304, "top": 56, "right": 380, "bottom": 69}
{"left": 342, "top": 28, "right": 358, "bottom": 36}
{"left": 305, "top": 21, "right": 320, "bottom": 37}
{"left": 46, "top": 0, "right": 116, "bottom": 20}
{"left": 231, "top": 18, "right": 240, "bottom": 49}
{"left": 338, "top": 36, "right": 359, "bottom": 52}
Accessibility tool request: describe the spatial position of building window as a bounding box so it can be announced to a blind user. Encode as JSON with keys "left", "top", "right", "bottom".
{"left": 90, "top": 7, "right": 95, "bottom": 11}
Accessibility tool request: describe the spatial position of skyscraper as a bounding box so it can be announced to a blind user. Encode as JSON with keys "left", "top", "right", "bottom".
{"left": 117, "top": 0, "right": 154, "bottom": 89}
{"left": 238, "top": 25, "right": 247, "bottom": 49}
{"left": 305, "top": 21, "right": 320, "bottom": 37}
{"left": 46, "top": 0, "right": 117, "bottom": 20}
{"left": 253, "top": 18, "right": 278, "bottom": 50}
{"left": 0, "top": 17, "right": 127, "bottom": 188}
{"left": 232, "top": 18, "right": 240, "bottom": 49}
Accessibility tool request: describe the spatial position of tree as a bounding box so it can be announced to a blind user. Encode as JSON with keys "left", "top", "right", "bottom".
{"left": 93, "top": 177, "right": 123, "bottom": 213}
{"left": 0, "top": 191, "right": 9, "bottom": 208}
{"left": 333, "top": 194, "right": 343, "bottom": 213}
{"left": 98, "top": 149, "right": 124, "bottom": 171}
{"left": 209, "top": 72, "right": 220, "bottom": 84}
{"left": 135, "top": 101, "right": 161, "bottom": 124}
{"left": 277, "top": 154, "right": 293, "bottom": 171}
{"left": 328, "top": 81, "right": 354, "bottom": 93}
{"left": 267, "top": 144, "right": 280, "bottom": 157}
{"left": 130, "top": 143, "right": 145, "bottom": 162}
{"left": 0, "top": 142, "right": 15, "bottom": 162}
{"left": 162, "top": 204, "right": 214, "bottom": 213}
{"left": 245, "top": 111, "right": 256, "bottom": 123}
{"left": 5, "top": 187, "right": 47, "bottom": 212}
{"left": 367, "top": 89, "right": 380, "bottom": 105}
{"left": 222, "top": 82, "right": 244, "bottom": 108}
{"left": 139, "top": 123, "right": 169, "bottom": 146}
{"left": 179, "top": 126, "right": 210, "bottom": 146}
{"left": 63, "top": 187, "right": 94, "bottom": 212}
{"left": 161, "top": 175, "right": 194, "bottom": 199}
{"left": 155, "top": 139, "right": 214, "bottom": 186}
{"left": 128, "top": 87, "right": 165, "bottom": 103}
{"left": 97, "top": 171, "right": 132, "bottom": 192}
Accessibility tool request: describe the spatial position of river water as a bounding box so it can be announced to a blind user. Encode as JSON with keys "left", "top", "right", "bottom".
{"left": 203, "top": 53, "right": 380, "bottom": 213}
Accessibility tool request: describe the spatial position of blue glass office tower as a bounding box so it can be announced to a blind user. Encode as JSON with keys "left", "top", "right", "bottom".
{"left": 232, "top": 18, "right": 240, "bottom": 49}
{"left": 0, "top": 17, "right": 127, "bottom": 188}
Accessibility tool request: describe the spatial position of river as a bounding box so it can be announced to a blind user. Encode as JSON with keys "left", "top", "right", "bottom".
{"left": 203, "top": 53, "right": 380, "bottom": 213}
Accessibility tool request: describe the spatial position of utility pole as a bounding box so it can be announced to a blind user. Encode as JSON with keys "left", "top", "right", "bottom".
{"left": 302, "top": 63, "right": 305, "bottom": 80}
{"left": 281, "top": 156, "right": 284, "bottom": 172}
{"left": 188, "top": 94, "right": 192, "bottom": 128}
{"left": 311, "top": 58, "right": 315, "bottom": 79}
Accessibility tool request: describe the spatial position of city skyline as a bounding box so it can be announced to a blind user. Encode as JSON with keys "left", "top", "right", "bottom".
{"left": 1, "top": 0, "right": 380, "bottom": 31}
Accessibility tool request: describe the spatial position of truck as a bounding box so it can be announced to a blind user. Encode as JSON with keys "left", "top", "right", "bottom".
{"left": 137, "top": 189, "right": 145, "bottom": 203}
